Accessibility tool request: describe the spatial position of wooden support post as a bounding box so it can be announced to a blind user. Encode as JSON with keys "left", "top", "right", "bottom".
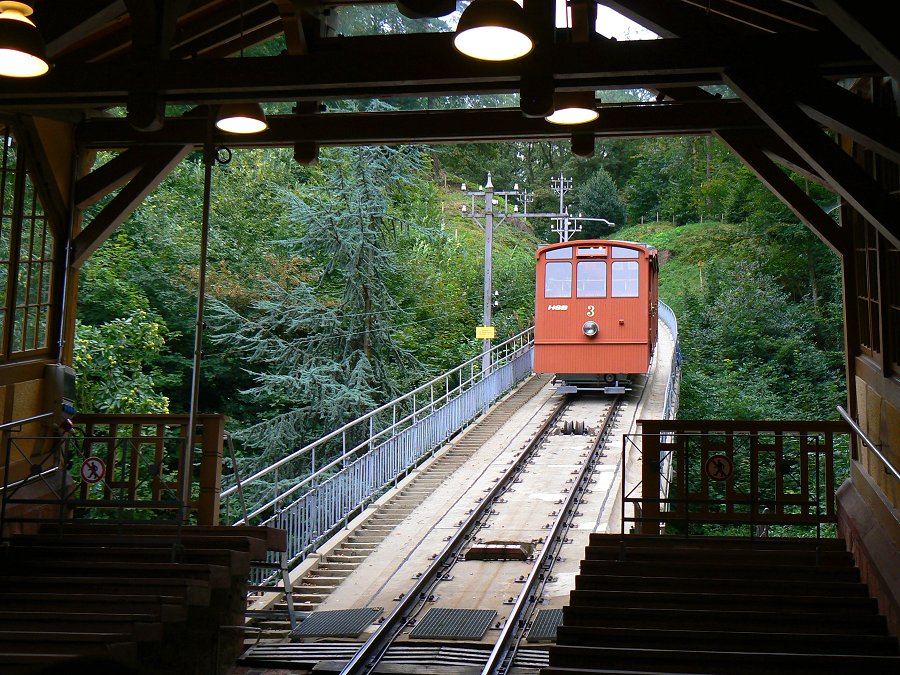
{"left": 638, "top": 420, "right": 662, "bottom": 535}
{"left": 197, "top": 414, "right": 225, "bottom": 526}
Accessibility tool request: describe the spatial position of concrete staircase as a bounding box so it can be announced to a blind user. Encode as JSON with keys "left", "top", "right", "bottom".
{"left": 543, "top": 534, "right": 900, "bottom": 675}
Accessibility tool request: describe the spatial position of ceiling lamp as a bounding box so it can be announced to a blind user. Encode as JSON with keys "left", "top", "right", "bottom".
{"left": 0, "top": 1, "right": 49, "bottom": 78}
{"left": 215, "top": 102, "right": 268, "bottom": 134}
{"left": 453, "top": 0, "right": 533, "bottom": 62}
{"left": 545, "top": 92, "right": 599, "bottom": 125}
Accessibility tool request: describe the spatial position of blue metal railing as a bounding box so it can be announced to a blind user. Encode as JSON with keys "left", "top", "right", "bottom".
{"left": 222, "top": 328, "right": 535, "bottom": 568}
{"left": 658, "top": 300, "right": 681, "bottom": 421}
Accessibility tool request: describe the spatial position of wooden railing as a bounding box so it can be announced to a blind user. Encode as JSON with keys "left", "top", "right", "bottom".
{"left": 74, "top": 414, "right": 225, "bottom": 525}
{"left": 2, "top": 414, "right": 225, "bottom": 530}
{"left": 625, "top": 419, "right": 850, "bottom": 535}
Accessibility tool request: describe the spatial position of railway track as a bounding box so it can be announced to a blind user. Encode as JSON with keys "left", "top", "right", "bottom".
{"left": 241, "top": 380, "right": 635, "bottom": 674}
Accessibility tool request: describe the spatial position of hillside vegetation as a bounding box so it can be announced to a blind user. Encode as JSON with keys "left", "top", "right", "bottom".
{"left": 74, "top": 133, "right": 846, "bottom": 471}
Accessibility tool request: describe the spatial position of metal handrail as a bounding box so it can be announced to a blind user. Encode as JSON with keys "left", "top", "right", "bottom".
{"left": 837, "top": 405, "right": 900, "bottom": 481}
{"left": 221, "top": 326, "right": 533, "bottom": 500}
{"left": 657, "top": 300, "right": 680, "bottom": 422}
{"left": 0, "top": 411, "right": 54, "bottom": 432}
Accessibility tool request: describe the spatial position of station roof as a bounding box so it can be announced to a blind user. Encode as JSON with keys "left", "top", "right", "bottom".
{"left": 0, "top": 1, "right": 889, "bottom": 152}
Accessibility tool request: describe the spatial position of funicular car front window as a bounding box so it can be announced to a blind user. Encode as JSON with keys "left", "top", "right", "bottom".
{"left": 611, "top": 261, "right": 639, "bottom": 297}
{"left": 545, "top": 261, "right": 572, "bottom": 298}
{"left": 612, "top": 246, "right": 640, "bottom": 258}
{"left": 545, "top": 247, "right": 573, "bottom": 259}
{"left": 577, "top": 261, "right": 606, "bottom": 297}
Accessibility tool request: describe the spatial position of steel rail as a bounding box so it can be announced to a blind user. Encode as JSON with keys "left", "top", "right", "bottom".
{"left": 480, "top": 396, "right": 623, "bottom": 675}
{"left": 338, "top": 394, "right": 573, "bottom": 675}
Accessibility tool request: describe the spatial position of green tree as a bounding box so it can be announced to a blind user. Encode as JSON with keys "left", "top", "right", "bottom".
{"left": 210, "top": 144, "right": 435, "bottom": 455}
{"left": 569, "top": 166, "right": 626, "bottom": 236}
{"left": 73, "top": 310, "right": 171, "bottom": 414}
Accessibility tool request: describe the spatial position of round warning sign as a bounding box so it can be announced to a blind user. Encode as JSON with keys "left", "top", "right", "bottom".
{"left": 81, "top": 456, "right": 106, "bottom": 484}
{"left": 704, "top": 454, "right": 733, "bottom": 481}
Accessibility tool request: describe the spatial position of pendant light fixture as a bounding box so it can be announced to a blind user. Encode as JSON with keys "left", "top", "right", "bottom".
{"left": 453, "top": 0, "right": 533, "bottom": 61}
{"left": 215, "top": 102, "right": 268, "bottom": 134}
{"left": 0, "top": 1, "right": 49, "bottom": 78}
{"left": 214, "top": 1, "right": 267, "bottom": 134}
{"left": 545, "top": 91, "right": 599, "bottom": 125}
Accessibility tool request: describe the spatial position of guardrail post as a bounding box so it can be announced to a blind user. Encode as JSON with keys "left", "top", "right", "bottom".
{"left": 197, "top": 415, "right": 225, "bottom": 526}
{"left": 639, "top": 421, "right": 663, "bottom": 534}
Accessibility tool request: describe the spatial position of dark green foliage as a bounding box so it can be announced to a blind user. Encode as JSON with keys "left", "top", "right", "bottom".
{"left": 678, "top": 259, "right": 843, "bottom": 420}
{"left": 208, "top": 144, "right": 435, "bottom": 454}
{"left": 569, "top": 167, "right": 626, "bottom": 235}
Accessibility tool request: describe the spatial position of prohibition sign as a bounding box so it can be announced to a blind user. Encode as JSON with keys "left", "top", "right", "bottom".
{"left": 705, "top": 454, "right": 733, "bottom": 481}
{"left": 81, "top": 457, "right": 106, "bottom": 484}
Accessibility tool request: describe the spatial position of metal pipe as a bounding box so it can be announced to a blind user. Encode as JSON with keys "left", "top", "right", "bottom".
{"left": 182, "top": 132, "right": 215, "bottom": 516}
{"left": 0, "top": 411, "right": 54, "bottom": 432}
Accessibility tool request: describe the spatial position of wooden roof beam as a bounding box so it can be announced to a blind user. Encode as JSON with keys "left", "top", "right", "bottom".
{"left": 125, "top": 0, "right": 193, "bottom": 131}
{"left": 72, "top": 144, "right": 192, "bottom": 268}
{"left": 718, "top": 129, "right": 847, "bottom": 255}
{"left": 39, "top": 1, "right": 129, "bottom": 58}
{"left": 75, "top": 150, "right": 142, "bottom": 209}
{"left": 725, "top": 67, "right": 900, "bottom": 249}
{"left": 602, "top": 0, "right": 755, "bottom": 38}
{"left": 170, "top": 3, "right": 283, "bottom": 59}
{"left": 811, "top": 0, "right": 900, "bottom": 81}
{"left": 677, "top": 0, "right": 823, "bottom": 33}
{"left": 75, "top": 100, "right": 766, "bottom": 148}
{"left": 796, "top": 78, "right": 900, "bottom": 165}
{"left": 0, "top": 32, "right": 874, "bottom": 110}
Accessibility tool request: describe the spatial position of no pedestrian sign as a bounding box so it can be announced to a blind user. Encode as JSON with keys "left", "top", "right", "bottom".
{"left": 704, "top": 454, "right": 733, "bottom": 481}
{"left": 81, "top": 457, "right": 106, "bottom": 484}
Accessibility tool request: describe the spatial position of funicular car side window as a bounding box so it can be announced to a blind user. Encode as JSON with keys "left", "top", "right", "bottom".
{"left": 576, "top": 261, "right": 606, "bottom": 297}
{"left": 611, "top": 261, "right": 639, "bottom": 297}
{"left": 545, "top": 261, "right": 572, "bottom": 298}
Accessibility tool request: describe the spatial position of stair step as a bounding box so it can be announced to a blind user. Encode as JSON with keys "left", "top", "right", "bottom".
{"left": 318, "top": 562, "right": 359, "bottom": 571}
{"left": 327, "top": 555, "right": 368, "bottom": 563}
{"left": 583, "top": 545, "right": 854, "bottom": 567}
{"left": 561, "top": 605, "right": 889, "bottom": 635}
{"left": 347, "top": 536, "right": 385, "bottom": 544}
{"left": 574, "top": 573, "right": 870, "bottom": 597}
{"left": 579, "top": 559, "right": 860, "bottom": 583}
{"left": 313, "top": 567, "right": 353, "bottom": 577}
{"left": 547, "top": 645, "right": 900, "bottom": 675}
{"left": 555, "top": 625, "right": 899, "bottom": 656}
{"left": 567, "top": 589, "right": 878, "bottom": 614}
{"left": 289, "top": 594, "right": 329, "bottom": 603}
{"left": 590, "top": 534, "right": 847, "bottom": 552}
{"left": 300, "top": 576, "right": 343, "bottom": 587}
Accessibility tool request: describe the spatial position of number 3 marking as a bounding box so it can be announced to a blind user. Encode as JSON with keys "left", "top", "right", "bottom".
{"left": 586, "top": 305, "right": 595, "bottom": 317}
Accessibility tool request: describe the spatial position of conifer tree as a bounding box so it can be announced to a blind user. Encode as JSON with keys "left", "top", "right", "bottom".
{"left": 211, "top": 143, "right": 432, "bottom": 459}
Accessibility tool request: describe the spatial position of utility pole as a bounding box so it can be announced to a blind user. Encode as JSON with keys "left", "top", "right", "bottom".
{"left": 517, "top": 186, "right": 534, "bottom": 224}
{"left": 550, "top": 172, "right": 573, "bottom": 219}
{"left": 461, "top": 172, "right": 519, "bottom": 373}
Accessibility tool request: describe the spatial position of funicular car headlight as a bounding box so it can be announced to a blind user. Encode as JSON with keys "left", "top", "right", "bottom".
{"left": 582, "top": 320, "right": 599, "bottom": 337}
